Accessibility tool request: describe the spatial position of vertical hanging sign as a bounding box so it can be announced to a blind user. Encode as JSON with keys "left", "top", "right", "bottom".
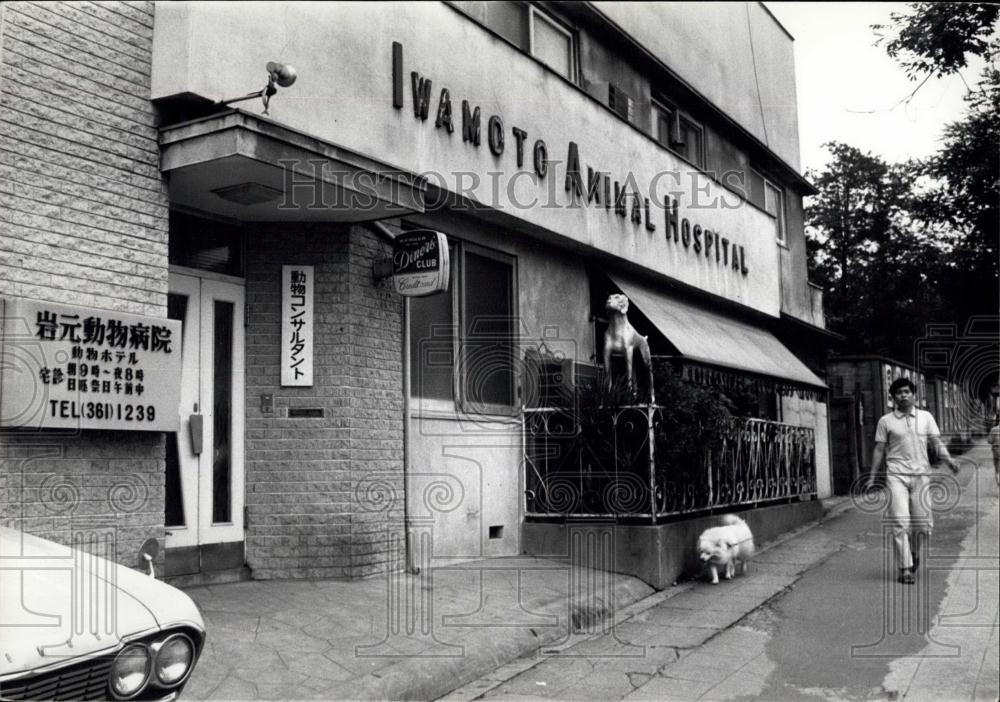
{"left": 281, "top": 265, "right": 313, "bottom": 386}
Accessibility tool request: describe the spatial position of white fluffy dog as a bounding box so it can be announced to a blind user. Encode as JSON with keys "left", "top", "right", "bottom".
{"left": 697, "top": 514, "right": 755, "bottom": 584}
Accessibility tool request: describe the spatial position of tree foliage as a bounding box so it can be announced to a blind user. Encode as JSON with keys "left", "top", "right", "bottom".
{"left": 888, "top": 4, "right": 999, "bottom": 325}
{"left": 805, "top": 143, "right": 951, "bottom": 359}
{"left": 808, "top": 4, "right": 998, "bottom": 360}
{"left": 919, "top": 38, "right": 1000, "bottom": 319}
{"left": 873, "top": 2, "right": 999, "bottom": 79}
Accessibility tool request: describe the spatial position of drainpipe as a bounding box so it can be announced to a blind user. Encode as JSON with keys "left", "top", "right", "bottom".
{"left": 401, "top": 296, "right": 419, "bottom": 574}
{"left": 367, "top": 221, "right": 418, "bottom": 575}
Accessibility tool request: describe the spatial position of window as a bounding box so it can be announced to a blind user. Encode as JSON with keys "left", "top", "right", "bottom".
{"left": 477, "top": 1, "right": 528, "bottom": 48}
{"left": 461, "top": 248, "right": 516, "bottom": 410}
{"left": 764, "top": 180, "right": 786, "bottom": 245}
{"left": 748, "top": 169, "right": 786, "bottom": 245}
{"left": 409, "top": 239, "right": 518, "bottom": 414}
{"left": 409, "top": 245, "right": 456, "bottom": 401}
{"left": 169, "top": 211, "right": 244, "bottom": 276}
{"left": 452, "top": 2, "right": 576, "bottom": 81}
{"left": 530, "top": 8, "right": 574, "bottom": 80}
{"left": 652, "top": 100, "right": 704, "bottom": 169}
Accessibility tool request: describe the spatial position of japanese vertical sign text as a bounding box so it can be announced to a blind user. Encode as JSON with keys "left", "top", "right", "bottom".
{"left": 281, "top": 265, "right": 314, "bottom": 386}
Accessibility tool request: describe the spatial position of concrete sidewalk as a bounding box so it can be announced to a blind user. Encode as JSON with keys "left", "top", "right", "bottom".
{"left": 440, "top": 507, "right": 854, "bottom": 702}
{"left": 444, "top": 442, "right": 999, "bottom": 702}
{"left": 180, "top": 495, "right": 852, "bottom": 702}
{"left": 180, "top": 554, "right": 655, "bottom": 700}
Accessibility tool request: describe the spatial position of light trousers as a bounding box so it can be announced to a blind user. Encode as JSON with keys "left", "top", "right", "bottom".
{"left": 885, "top": 473, "right": 933, "bottom": 570}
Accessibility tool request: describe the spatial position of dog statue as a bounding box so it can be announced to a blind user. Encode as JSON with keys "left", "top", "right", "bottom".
{"left": 602, "top": 294, "right": 654, "bottom": 402}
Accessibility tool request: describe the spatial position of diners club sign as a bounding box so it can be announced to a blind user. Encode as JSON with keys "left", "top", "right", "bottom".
{"left": 392, "top": 230, "right": 449, "bottom": 297}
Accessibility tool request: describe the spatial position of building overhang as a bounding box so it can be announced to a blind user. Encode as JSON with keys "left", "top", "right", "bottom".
{"left": 158, "top": 109, "right": 426, "bottom": 222}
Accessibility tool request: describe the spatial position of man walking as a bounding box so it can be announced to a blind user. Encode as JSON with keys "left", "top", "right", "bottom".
{"left": 865, "top": 377, "right": 958, "bottom": 584}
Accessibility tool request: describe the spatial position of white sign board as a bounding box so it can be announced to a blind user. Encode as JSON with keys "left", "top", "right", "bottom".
{"left": 0, "top": 298, "right": 182, "bottom": 431}
{"left": 281, "top": 265, "right": 314, "bottom": 386}
{"left": 393, "top": 230, "right": 449, "bottom": 297}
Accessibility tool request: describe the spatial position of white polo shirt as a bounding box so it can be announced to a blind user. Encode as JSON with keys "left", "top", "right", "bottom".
{"left": 874, "top": 407, "right": 941, "bottom": 474}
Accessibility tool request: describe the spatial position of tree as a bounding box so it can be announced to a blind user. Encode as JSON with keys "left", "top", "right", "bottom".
{"left": 876, "top": 4, "right": 999, "bottom": 324}
{"left": 805, "top": 143, "right": 951, "bottom": 360}
{"left": 920, "top": 40, "right": 1000, "bottom": 321}
{"left": 874, "top": 3, "right": 999, "bottom": 79}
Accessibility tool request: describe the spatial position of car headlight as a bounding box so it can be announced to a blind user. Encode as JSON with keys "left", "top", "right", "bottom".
{"left": 109, "top": 644, "right": 151, "bottom": 698}
{"left": 154, "top": 633, "right": 195, "bottom": 685}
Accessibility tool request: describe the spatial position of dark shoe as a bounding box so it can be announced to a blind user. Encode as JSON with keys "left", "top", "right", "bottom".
{"left": 898, "top": 571, "right": 916, "bottom": 584}
{"left": 911, "top": 552, "right": 920, "bottom": 573}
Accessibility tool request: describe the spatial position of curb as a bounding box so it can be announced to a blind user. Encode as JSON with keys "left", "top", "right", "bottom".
{"left": 438, "top": 500, "right": 856, "bottom": 701}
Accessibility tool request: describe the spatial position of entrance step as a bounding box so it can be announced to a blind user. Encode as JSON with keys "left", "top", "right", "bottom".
{"left": 165, "top": 566, "right": 251, "bottom": 589}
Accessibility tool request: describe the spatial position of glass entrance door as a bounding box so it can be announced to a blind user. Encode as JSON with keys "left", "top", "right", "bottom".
{"left": 165, "top": 272, "right": 245, "bottom": 574}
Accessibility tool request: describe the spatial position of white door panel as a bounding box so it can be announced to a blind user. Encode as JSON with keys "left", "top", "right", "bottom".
{"left": 166, "top": 273, "right": 244, "bottom": 550}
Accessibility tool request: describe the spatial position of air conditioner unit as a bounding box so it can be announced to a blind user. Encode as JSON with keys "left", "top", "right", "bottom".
{"left": 522, "top": 349, "right": 576, "bottom": 409}
{"left": 607, "top": 83, "right": 634, "bottom": 123}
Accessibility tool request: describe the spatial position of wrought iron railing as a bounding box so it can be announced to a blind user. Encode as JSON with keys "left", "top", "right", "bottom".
{"left": 523, "top": 404, "right": 816, "bottom": 521}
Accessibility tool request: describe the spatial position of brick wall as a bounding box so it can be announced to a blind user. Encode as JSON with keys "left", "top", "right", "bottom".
{"left": 0, "top": 1, "right": 168, "bottom": 566}
{"left": 244, "top": 224, "right": 404, "bottom": 578}
{"left": 346, "top": 226, "right": 405, "bottom": 577}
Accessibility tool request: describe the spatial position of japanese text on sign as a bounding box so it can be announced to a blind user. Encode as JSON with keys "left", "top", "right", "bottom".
{"left": 281, "top": 266, "right": 314, "bottom": 386}
{"left": 0, "top": 298, "right": 182, "bottom": 431}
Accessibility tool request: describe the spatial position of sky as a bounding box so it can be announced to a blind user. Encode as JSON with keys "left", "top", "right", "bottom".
{"left": 764, "top": 2, "right": 986, "bottom": 176}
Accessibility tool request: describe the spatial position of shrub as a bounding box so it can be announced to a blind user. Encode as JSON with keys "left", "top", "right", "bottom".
{"left": 652, "top": 365, "right": 734, "bottom": 470}
{"left": 572, "top": 363, "right": 736, "bottom": 473}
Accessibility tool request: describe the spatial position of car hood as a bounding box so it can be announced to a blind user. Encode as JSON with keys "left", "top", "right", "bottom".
{"left": 0, "top": 527, "right": 203, "bottom": 676}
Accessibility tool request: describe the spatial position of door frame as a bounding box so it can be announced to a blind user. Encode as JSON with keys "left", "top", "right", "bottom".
{"left": 166, "top": 267, "right": 246, "bottom": 555}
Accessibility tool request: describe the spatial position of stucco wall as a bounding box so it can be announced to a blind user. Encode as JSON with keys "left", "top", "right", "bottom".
{"left": 402, "top": 210, "right": 594, "bottom": 560}
{"left": 594, "top": 1, "right": 802, "bottom": 172}
{"left": 779, "top": 190, "right": 817, "bottom": 325}
{"left": 0, "top": 1, "right": 168, "bottom": 567}
{"left": 150, "top": 1, "right": 784, "bottom": 317}
{"left": 406, "top": 414, "right": 521, "bottom": 562}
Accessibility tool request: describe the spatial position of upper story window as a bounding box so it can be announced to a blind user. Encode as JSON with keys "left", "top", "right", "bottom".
{"left": 747, "top": 169, "right": 787, "bottom": 246}
{"left": 452, "top": 1, "right": 577, "bottom": 81}
{"left": 652, "top": 99, "right": 704, "bottom": 169}
{"left": 531, "top": 8, "right": 575, "bottom": 79}
{"left": 764, "top": 179, "right": 787, "bottom": 246}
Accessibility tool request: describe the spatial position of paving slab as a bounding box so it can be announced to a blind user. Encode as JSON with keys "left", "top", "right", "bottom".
{"left": 181, "top": 558, "right": 655, "bottom": 701}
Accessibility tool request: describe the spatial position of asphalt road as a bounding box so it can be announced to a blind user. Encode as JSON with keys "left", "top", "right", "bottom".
{"left": 707, "top": 466, "right": 996, "bottom": 702}
{"left": 456, "top": 450, "right": 999, "bottom": 702}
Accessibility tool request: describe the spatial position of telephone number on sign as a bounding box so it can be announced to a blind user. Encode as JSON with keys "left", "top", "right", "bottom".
{"left": 49, "top": 400, "right": 156, "bottom": 422}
